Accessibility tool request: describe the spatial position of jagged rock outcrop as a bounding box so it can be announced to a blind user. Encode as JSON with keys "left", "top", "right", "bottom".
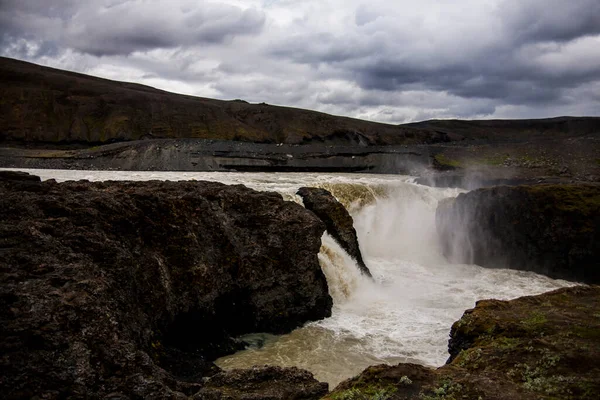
{"left": 436, "top": 184, "right": 600, "bottom": 283}
{"left": 297, "top": 187, "right": 371, "bottom": 277}
{"left": 0, "top": 175, "right": 332, "bottom": 398}
{"left": 326, "top": 286, "right": 600, "bottom": 400}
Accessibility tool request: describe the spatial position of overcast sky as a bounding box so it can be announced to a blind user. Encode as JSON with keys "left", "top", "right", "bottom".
{"left": 1, "top": 0, "right": 599, "bottom": 123}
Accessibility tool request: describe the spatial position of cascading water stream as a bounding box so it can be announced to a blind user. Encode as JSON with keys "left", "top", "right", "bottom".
{"left": 1, "top": 168, "right": 576, "bottom": 387}
{"left": 215, "top": 178, "right": 574, "bottom": 387}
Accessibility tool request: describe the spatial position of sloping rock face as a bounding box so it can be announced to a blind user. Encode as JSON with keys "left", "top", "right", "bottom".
{"left": 0, "top": 175, "right": 332, "bottom": 398}
{"left": 326, "top": 286, "right": 600, "bottom": 400}
{"left": 436, "top": 184, "right": 600, "bottom": 283}
{"left": 297, "top": 187, "right": 371, "bottom": 277}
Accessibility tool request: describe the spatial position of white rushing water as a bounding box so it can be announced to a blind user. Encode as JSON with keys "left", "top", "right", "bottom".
{"left": 2, "top": 168, "right": 575, "bottom": 387}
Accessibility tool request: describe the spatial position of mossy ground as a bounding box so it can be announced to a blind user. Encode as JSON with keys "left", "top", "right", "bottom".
{"left": 430, "top": 136, "right": 600, "bottom": 184}
{"left": 434, "top": 153, "right": 507, "bottom": 169}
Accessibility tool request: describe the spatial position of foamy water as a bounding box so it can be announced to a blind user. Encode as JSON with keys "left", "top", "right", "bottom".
{"left": 2, "top": 168, "right": 575, "bottom": 387}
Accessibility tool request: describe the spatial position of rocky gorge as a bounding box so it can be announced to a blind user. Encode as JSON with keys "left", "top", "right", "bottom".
{"left": 1, "top": 170, "right": 599, "bottom": 399}
{"left": 325, "top": 183, "right": 600, "bottom": 399}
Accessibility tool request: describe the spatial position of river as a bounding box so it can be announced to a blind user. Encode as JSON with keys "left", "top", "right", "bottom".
{"left": 2, "top": 168, "right": 574, "bottom": 387}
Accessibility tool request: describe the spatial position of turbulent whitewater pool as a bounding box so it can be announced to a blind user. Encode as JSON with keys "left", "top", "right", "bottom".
{"left": 3, "top": 168, "right": 574, "bottom": 387}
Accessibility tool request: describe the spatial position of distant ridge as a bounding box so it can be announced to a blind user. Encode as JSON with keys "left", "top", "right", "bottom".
{"left": 1, "top": 57, "right": 598, "bottom": 147}
{"left": 0, "top": 57, "right": 439, "bottom": 146}
{"left": 404, "top": 117, "right": 600, "bottom": 141}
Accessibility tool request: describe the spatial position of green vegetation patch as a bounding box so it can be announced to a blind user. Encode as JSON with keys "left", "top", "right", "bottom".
{"left": 492, "top": 336, "right": 522, "bottom": 350}
{"left": 507, "top": 349, "right": 569, "bottom": 397}
{"left": 472, "top": 155, "right": 508, "bottom": 166}
{"left": 572, "top": 325, "right": 600, "bottom": 340}
{"left": 329, "top": 384, "right": 397, "bottom": 400}
{"left": 454, "top": 348, "right": 483, "bottom": 369}
{"left": 521, "top": 311, "right": 548, "bottom": 330}
{"left": 434, "top": 154, "right": 462, "bottom": 168}
{"left": 419, "top": 378, "right": 464, "bottom": 400}
{"left": 318, "top": 183, "right": 387, "bottom": 211}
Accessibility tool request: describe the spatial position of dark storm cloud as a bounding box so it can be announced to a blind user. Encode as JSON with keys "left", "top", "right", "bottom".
{"left": 267, "top": 0, "right": 600, "bottom": 110}
{"left": 0, "top": 0, "right": 265, "bottom": 57}
{"left": 504, "top": 0, "right": 600, "bottom": 43}
{"left": 349, "top": 57, "right": 575, "bottom": 106}
{"left": 65, "top": 3, "right": 265, "bottom": 56}
{"left": 0, "top": 0, "right": 598, "bottom": 122}
{"left": 0, "top": 0, "right": 72, "bottom": 57}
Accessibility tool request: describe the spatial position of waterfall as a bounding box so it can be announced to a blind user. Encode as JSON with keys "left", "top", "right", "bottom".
{"left": 318, "top": 233, "right": 366, "bottom": 303}
{"left": 3, "top": 168, "right": 575, "bottom": 387}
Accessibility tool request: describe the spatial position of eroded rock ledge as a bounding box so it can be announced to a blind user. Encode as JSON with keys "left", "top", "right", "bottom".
{"left": 297, "top": 187, "right": 371, "bottom": 277}
{"left": 436, "top": 184, "right": 600, "bottom": 284}
{"left": 0, "top": 172, "right": 331, "bottom": 398}
{"left": 327, "top": 285, "right": 600, "bottom": 400}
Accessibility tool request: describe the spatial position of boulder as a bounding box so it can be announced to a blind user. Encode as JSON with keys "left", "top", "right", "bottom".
{"left": 297, "top": 187, "right": 371, "bottom": 277}
{"left": 0, "top": 177, "right": 332, "bottom": 398}
{"left": 0, "top": 170, "right": 41, "bottom": 182}
{"left": 436, "top": 184, "right": 600, "bottom": 283}
{"left": 326, "top": 286, "right": 600, "bottom": 400}
{"left": 196, "top": 366, "right": 329, "bottom": 399}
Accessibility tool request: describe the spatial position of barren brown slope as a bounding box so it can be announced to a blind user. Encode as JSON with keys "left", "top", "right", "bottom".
{"left": 403, "top": 117, "right": 600, "bottom": 142}
{"left": 0, "top": 57, "right": 441, "bottom": 146}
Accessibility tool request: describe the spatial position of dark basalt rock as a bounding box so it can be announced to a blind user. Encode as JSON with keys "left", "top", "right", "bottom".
{"left": 326, "top": 286, "right": 600, "bottom": 400}
{"left": 0, "top": 170, "right": 41, "bottom": 182}
{"left": 297, "top": 187, "right": 371, "bottom": 277}
{"left": 196, "top": 366, "right": 329, "bottom": 399}
{"left": 436, "top": 184, "right": 600, "bottom": 283}
{"left": 0, "top": 176, "right": 332, "bottom": 398}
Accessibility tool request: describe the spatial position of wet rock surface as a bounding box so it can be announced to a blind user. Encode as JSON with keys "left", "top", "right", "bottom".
{"left": 0, "top": 176, "right": 332, "bottom": 398}
{"left": 0, "top": 170, "right": 41, "bottom": 182}
{"left": 196, "top": 366, "right": 329, "bottom": 399}
{"left": 436, "top": 183, "right": 600, "bottom": 283}
{"left": 326, "top": 285, "right": 600, "bottom": 400}
{"left": 297, "top": 187, "right": 371, "bottom": 277}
